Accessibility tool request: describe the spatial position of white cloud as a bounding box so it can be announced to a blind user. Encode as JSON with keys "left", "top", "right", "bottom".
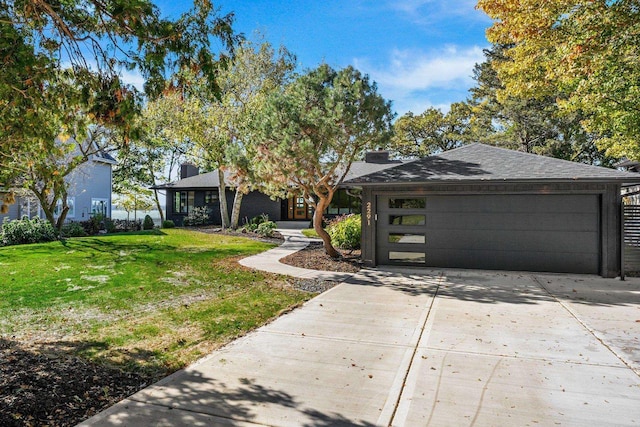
{"left": 119, "top": 69, "right": 145, "bottom": 92}
{"left": 355, "top": 45, "right": 485, "bottom": 116}
{"left": 368, "top": 46, "right": 483, "bottom": 91}
{"left": 386, "top": 0, "right": 489, "bottom": 23}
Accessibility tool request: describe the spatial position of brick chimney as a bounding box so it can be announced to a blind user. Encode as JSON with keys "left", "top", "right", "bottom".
{"left": 365, "top": 150, "right": 391, "bottom": 164}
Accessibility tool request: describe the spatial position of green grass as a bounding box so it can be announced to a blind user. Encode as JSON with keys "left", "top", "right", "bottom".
{"left": 0, "top": 229, "right": 310, "bottom": 377}
{"left": 301, "top": 228, "right": 320, "bottom": 238}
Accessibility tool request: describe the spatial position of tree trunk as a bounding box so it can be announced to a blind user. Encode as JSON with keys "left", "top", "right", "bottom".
{"left": 31, "top": 187, "right": 57, "bottom": 231}
{"left": 230, "top": 190, "right": 244, "bottom": 229}
{"left": 313, "top": 196, "right": 340, "bottom": 258}
{"left": 218, "top": 169, "right": 230, "bottom": 229}
{"left": 149, "top": 164, "right": 165, "bottom": 225}
{"left": 152, "top": 188, "right": 165, "bottom": 224}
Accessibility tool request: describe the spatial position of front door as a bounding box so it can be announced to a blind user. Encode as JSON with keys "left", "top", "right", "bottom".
{"left": 288, "top": 197, "right": 311, "bottom": 220}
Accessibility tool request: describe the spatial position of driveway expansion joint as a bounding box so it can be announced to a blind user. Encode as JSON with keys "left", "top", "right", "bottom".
{"left": 531, "top": 275, "right": 640, "bottom": 378}
{"left": 258, "top": 329, "right": 412, "bottom": 349}
{"left": 385, "top": 273, "right": 444, "bottom": 427}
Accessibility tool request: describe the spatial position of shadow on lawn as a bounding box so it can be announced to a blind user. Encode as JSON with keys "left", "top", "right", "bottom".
{"left": 0, "top": 337, "right": 376, "bottom": 427}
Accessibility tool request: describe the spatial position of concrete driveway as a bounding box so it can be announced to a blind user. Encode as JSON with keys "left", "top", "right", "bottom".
{"left": 81, "top": 268, "right": 640, "bottom": 426}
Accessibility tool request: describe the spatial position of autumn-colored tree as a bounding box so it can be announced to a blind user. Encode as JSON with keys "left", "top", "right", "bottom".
{"left": 153, "top": 39, "right": 295, "bottom": 229}
{"left": 1, "top": 0, "right": 239, "bottom": 227}
{"left": 392, "top": 103, "right": 471, "bottom": 157}
{"left": 252, "top": 64, "right": 394, "bottom": 257}
{"left": 114, "top": 92, "right": 193, "bottom": 225}
{"left": 477, "top": 0, "right": 640, "bottom": 159}
{"left": 113, "top": 186, "right": 155, "bottom": 222}
{"left": 214, "top": 39, "right": 296, "bottom": 229}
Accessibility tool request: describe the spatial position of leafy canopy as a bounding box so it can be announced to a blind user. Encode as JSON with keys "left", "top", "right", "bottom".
{"left": 477, "top": 0, "right": 640, "bottom": 159}
{"left": 252, "top": 64, "right": 394, "bottom": 256}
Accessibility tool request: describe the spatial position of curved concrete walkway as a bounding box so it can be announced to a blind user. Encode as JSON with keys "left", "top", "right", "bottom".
{"left": 238, "top": 228, "right": 356, "bottom": 282}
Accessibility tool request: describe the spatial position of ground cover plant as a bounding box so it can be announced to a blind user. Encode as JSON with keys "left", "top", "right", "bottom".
{"left": 0, "top": 228, "right": 311, "bottom": 425}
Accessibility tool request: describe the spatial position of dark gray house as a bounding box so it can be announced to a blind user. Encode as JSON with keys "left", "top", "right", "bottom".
{"left": 344, "top": 143, "right": 640, "bottom": 278}
{"left": 156, "top": 152, "right": 403, "bottom": 226}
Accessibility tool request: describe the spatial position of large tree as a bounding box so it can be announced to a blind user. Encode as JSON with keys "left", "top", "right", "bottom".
{"left": 154, "top": 39, "right": 295, "bottom": 229}
{"left": 467, "top": 45, "right": 614, "bottom": 165}
{"left": 1, "top": 0, "right": 239, "bottom": 227}
{"left": 252, "top": 64, "right": 394, "bottom": 257}
{"left": 392, "top": 103, "right": 471, "bottom": 157}
{"left": 476, "top": 0, "right": 640, "bottom": 159}
{"left": 211, "top": 39, "right": 295, "bottom": 229}
{"left": 114, "top": 92, "right": 192, "bottom": 225}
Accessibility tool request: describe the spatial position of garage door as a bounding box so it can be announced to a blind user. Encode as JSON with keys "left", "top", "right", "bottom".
{"left": 376, "top": 194, "right": 600, "bottom": 274}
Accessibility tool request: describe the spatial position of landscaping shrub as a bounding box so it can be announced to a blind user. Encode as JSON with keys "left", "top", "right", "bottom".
{"left": 81, "top": 214, "right": 104, "bottom": 235}
{"left": 183, "top": 206, "right": 210, "bottom": 226}
{"left": 1, "top": 216, "right": 58, "bottom": 246}
{"left": 60, "top": 221, "right": 87, "bottom": 238}
{"left": 113, "top": 219, "right": 142, "bottom": 232}
{"left": 327, "top": 214, "right": 361, "bottom": 250}
{"left": 143, "top": 215, "right": 155, "bottom": 230}
{"left": 162, "top": 220, "right": 175, "bottom": 229}
{"left": 242, "top": 214, "right": 270, "bottom": 232}
{"left": 256, "top": 221, "right": 277, "bottom": 237}
{"left": 104, "top": 217, "right": 116, "bottom": 233}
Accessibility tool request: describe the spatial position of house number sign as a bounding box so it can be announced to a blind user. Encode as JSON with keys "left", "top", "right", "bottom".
{"left": 366, "top": 201, "right": 372, "bottom": 226}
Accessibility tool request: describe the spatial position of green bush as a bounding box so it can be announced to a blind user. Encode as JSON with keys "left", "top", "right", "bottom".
{"left": 60, "top": 221, "right": 87, "bottom": 238}
{"left": 1, "top": 216, "right": 58, "bottom": 246}
{"left": 162, "top": 220, "right": 175, "bottom": 229}
{"left": 242, "top": 214, "right": 270, "bottom": 232}
{"left": 183, "top": 206, "right": 210, "bottom": 226}
{"left": 81, "top": 214, "right": 104, "bottom": 235}
{"left": 104, "top": 217, "right": 116, "bottom": 233}
{"left": 113, "top": 219, "right": 141, "bottom": 232}
{"left": 256, "top": 221, "right": 277, "bottom": 237}
{"left": 327, "top": 214, "right": 361, "bottom": 250}
{"left": 143, "top": 215, "right": 155, "bottom": 230}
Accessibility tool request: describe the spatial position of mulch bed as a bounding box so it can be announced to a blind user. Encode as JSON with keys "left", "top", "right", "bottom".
{"left": 0, "top": 339, "right": 150, "bottom": 427}
{"left": 0, "top": 230, "right": 361, "bottom": 426}
{"left": 280, "top": 242, "right": 362, "bottom": 273}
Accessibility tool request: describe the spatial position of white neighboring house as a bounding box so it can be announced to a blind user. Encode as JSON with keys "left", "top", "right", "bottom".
{"left": 0, "top": 150, "right": 117, "bottom": 224}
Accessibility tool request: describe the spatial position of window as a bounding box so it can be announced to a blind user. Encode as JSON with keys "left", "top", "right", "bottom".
{"left": 388, "top": 233, "right": 425, "bottom": 244}
{"left": 174, "top": 191, "right": 195, "bottom": 214}
{"left": 91, "top": 198, "right": 108, "bottom": 217}
{"left": 205, "top": 191, "right": 218, "bottom": 204}
{"left": 389, "top": 198, "right": 426, "bottom": 209}
{"left": 389, "top": 251, "right": 426, "bottom": 263}
{"left": 54, "top": 197, "right": 75, "bottom": 218}
{"left": 326, "top": 190, "right": 362, "bottom": 215}
{"left": 389, "top": 215, "right": 425, "bottom": 225}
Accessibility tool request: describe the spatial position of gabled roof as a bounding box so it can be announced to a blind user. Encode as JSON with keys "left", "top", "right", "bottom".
{"left": 153, "top": 170, "right": 230, "bottom": 190}
{"left": 341, "top": 159, "right": 405, "bottom": 181}
{"left": 154, "top": 159, "right": 406, "bottom": 190}
{"left": 344, "top": 143, "right": 640, "bottom": 185}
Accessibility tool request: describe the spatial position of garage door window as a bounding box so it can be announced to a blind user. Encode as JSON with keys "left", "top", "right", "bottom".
{"left": 389, "top": 215, "right": 425, "bottom": 225}
{"left": 389, "top": 233, "right": 425, "bottom": 244}
{"left": 389, "top": 198, "right": 426, "bottom": 209}
{"left": 389, "top": 251, "right": 426, "bottom": 263}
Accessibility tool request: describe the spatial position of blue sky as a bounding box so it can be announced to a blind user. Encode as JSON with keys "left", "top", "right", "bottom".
{"left": 150, "top": 0, "right": 493, "bottom": 117}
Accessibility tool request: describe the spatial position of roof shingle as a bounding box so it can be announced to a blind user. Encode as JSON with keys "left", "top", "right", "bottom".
{"left": 344, "top": 143, "right": 640, "bottom": 185}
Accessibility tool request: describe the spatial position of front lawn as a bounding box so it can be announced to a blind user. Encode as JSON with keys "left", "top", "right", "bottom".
{"left": 0, "top": 229, "right": 310, "bottom": 375}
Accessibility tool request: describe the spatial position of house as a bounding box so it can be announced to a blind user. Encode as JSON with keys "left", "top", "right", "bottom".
{"left": 343, "top": 143, "right": 640, "bottom": 278}
{"left": 154, "top": 151, "right": 404, "bottom": 226}
{"left": 0, "top": 150, "right": 117, "bottom": 223}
